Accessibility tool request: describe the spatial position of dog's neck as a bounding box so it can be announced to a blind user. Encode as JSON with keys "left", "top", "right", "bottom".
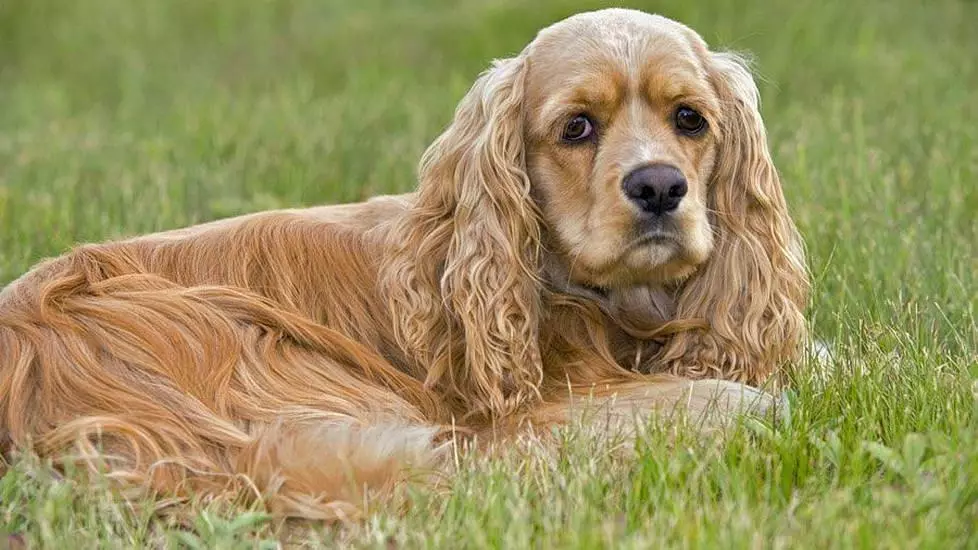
{"left": 540, "top": 253, "right": 676, "bottom": 332}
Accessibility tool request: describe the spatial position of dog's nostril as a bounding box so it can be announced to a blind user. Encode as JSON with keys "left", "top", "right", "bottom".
{"left": 621, "top": 164, "right": 687, "bottom": 215}
{"left": 668, "top": 181, "right": 688, "bottom": 199}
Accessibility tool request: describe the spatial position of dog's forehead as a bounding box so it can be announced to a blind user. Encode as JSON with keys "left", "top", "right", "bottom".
{"left": 526, "top": 9, "right": 707, "bottom": 90}
{"left": 523, "top": 9, "right": 711, "bottom": 115}
{"left": 530, "top": 9, "right": 705, "bottom": 62}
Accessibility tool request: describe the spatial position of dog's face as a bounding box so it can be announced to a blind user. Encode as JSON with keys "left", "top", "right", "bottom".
{"left": 524, "top": 11, "right": 722, "bottom": 289}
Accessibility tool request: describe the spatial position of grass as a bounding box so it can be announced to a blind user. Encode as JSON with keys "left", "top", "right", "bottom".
{"left": 1, "top": 0, "right": 976, "bottom": 547}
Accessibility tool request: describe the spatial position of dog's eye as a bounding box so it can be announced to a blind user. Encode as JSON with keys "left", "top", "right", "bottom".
{"left": 675, "top": 107, "right": 707, "bottom": 135}
{"left": 562, "top": 114, "right": 594, "bottom": 142}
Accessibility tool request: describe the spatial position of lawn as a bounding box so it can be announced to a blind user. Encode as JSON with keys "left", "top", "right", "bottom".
{"left": 1, "top": 0, "right": 976, "bottom": 547}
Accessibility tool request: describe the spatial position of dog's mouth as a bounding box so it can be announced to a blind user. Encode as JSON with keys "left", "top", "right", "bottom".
{"left": 543, "top": 220, "right": 692, "bottom": 298}
{"left": 625, "top": 229, "right": 683, "bottom": 257}
{"left": 636, "top": 231, "right": 679, "bottom": 246}
{"left": 550, "top": 235, "right": 686, "bottom": 296}
{"left": 629, "top": 218, "right": 683, "bottom": 249}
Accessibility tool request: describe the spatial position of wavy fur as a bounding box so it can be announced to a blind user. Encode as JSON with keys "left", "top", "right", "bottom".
{"left": 382, "top": 53, "right": 544, "bottom": 418}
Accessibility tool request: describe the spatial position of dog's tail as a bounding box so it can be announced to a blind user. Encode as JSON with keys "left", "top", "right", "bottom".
{"left": 0, "top": 248, "right": 447, "bottom": 519}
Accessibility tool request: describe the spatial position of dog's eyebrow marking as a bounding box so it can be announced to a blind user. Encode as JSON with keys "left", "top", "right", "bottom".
{"left": 538, "top": 70, "right": 627, "bottom": 132}
{"left": 638, "top": 55, "right": 713, "bottom": 108}
{"left": 642, "top": 81, "right": 718, "bottom": 122}
{"left": 568, "top": 68, "right": 627, "bottom": 107}
{"left": 568, "top": 87, "right": 619, "bottom": 109}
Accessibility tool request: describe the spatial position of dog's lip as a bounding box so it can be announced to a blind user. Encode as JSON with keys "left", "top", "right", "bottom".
{"left": 631, "top": 230, "right": 680, "bottom": 248}
{"left": 642, "top": 232, "right": 676, "bottom": 243}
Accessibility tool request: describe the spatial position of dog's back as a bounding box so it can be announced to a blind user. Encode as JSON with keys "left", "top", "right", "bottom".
{"left": 0, "top": 196, "right": 449, "bottom": 519}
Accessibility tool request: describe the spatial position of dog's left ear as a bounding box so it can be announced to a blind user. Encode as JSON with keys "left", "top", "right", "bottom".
{"left": 657, "top": 52, "right": 809, "bottom": 384}
{"left": 383, "top": 53, "right": 544, "bottom": 417}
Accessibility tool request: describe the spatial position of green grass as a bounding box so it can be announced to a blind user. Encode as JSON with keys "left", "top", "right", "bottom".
{"left": 1, "top": 0, "right": 976, "bottom": 547}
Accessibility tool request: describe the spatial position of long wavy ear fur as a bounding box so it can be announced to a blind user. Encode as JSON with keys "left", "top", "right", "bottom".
{"left": 657, "top": 52, "right": 809, "bottom": 385}
{"left": 382, "top": 54, "right": 543, "bottom": 417}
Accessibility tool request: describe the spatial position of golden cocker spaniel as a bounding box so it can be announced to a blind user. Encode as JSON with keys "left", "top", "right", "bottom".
{"left": 0, "top": 9, "right": 808, "bottom": 518}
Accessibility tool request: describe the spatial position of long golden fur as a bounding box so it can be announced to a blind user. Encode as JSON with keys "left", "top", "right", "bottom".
{"left": 0, "top": 10, "right": 807, "bottom": 519}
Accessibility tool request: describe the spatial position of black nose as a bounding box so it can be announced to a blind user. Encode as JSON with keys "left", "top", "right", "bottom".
{"left": 621, "top": 164, "right": 688, "bottom": 215}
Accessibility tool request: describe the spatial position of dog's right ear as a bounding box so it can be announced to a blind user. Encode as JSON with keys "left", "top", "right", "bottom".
{"left": 382, "top": 53, "right": 544, "bottom": 418}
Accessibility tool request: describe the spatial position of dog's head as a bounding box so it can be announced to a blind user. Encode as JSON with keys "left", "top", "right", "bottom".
{"left": 525, "top": 11, "right": 727, "bottom": 288}
{"left": 387, "top": 9, "right": 808, "bottom": 415}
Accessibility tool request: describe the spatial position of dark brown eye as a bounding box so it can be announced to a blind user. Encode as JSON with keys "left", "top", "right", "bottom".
{"left": 675, "top": 107, "right": 707, "bottom": 135}
{"left": 562, "top": 114, "right": 594, "bottom": 142}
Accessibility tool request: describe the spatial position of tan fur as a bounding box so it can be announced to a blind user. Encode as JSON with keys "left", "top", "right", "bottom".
{"left": 0, "top": 10, "right": 807, "bottom": 519}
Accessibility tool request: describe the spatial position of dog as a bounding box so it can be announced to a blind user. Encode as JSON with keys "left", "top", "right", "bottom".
{"left": 0, "top": 9, "right": 807, "bottom": 519}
